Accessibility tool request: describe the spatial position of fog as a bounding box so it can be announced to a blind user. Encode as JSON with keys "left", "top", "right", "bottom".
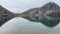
{"left": 0, "top": 0, "right": 60, "bottom": 34}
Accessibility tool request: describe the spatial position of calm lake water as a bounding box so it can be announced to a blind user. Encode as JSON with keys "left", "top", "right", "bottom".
{"left": 0, "top": 0, "right": 60, "bottom": 34}
{"left": 0, "top": 17, "right": 60, "bottom": 34}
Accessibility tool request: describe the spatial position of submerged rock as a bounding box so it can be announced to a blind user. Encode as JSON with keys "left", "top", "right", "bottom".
{"left": 0, "top": 2, "right": 60, "bottom": 27}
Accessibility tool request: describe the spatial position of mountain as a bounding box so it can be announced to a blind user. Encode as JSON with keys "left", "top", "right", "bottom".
{"left": 0, "top": 5, "right": 16, "bottom": 26}
{"left": 20, "top": 2, "right": 60, "bottom": 27}
{"left": 0, "top": 2, "right": 60, "bottom": 27}
{"left": 40, "top": 2, "right": 60, "bottom": 11}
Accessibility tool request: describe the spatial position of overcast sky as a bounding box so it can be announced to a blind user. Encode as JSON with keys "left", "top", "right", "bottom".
{"left": 0, "top": 0, "right": 60, "bottom": 13}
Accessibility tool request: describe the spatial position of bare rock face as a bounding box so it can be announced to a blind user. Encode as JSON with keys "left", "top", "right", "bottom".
{"left": 20, "top": 2, "right": 60, "bottom": 27}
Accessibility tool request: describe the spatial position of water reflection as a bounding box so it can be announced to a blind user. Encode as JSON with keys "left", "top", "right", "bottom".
{"left": 0, "top": 17, "right": 60, "bottom": 34}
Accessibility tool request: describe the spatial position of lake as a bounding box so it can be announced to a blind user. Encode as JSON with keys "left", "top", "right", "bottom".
{"left": 0, "top": 17, "right": 60, "bottom": 34}
{"left": 0, "top": 0, "right": 60, "bottom": 34}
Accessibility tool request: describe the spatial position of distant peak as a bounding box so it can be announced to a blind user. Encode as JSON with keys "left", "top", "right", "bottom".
{"left": 45, "top": 2, "right": 58, "bottom": 6}
{"left": 46, "top": 2, "right": 57, "bottom": 4}
{"left": 40, "top": 2, "right": 59, "bottom": 11}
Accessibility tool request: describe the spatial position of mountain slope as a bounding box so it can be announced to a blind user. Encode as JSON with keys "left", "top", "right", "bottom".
{"left": 20, "top": 2, "right": 60, "bottom": 27}
{"left": 0, "top": 5, "right": 16, "bottom": 26}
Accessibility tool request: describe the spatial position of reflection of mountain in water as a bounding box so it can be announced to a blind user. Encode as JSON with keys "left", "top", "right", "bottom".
{"left": 0, "top": 5, "right": 16, "bottom": 26}
{"left": 0, "top": 2, "right": 60, "bottom": 27}
{"left": 20, "top": 2, "right": 60, "bottom": 27}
